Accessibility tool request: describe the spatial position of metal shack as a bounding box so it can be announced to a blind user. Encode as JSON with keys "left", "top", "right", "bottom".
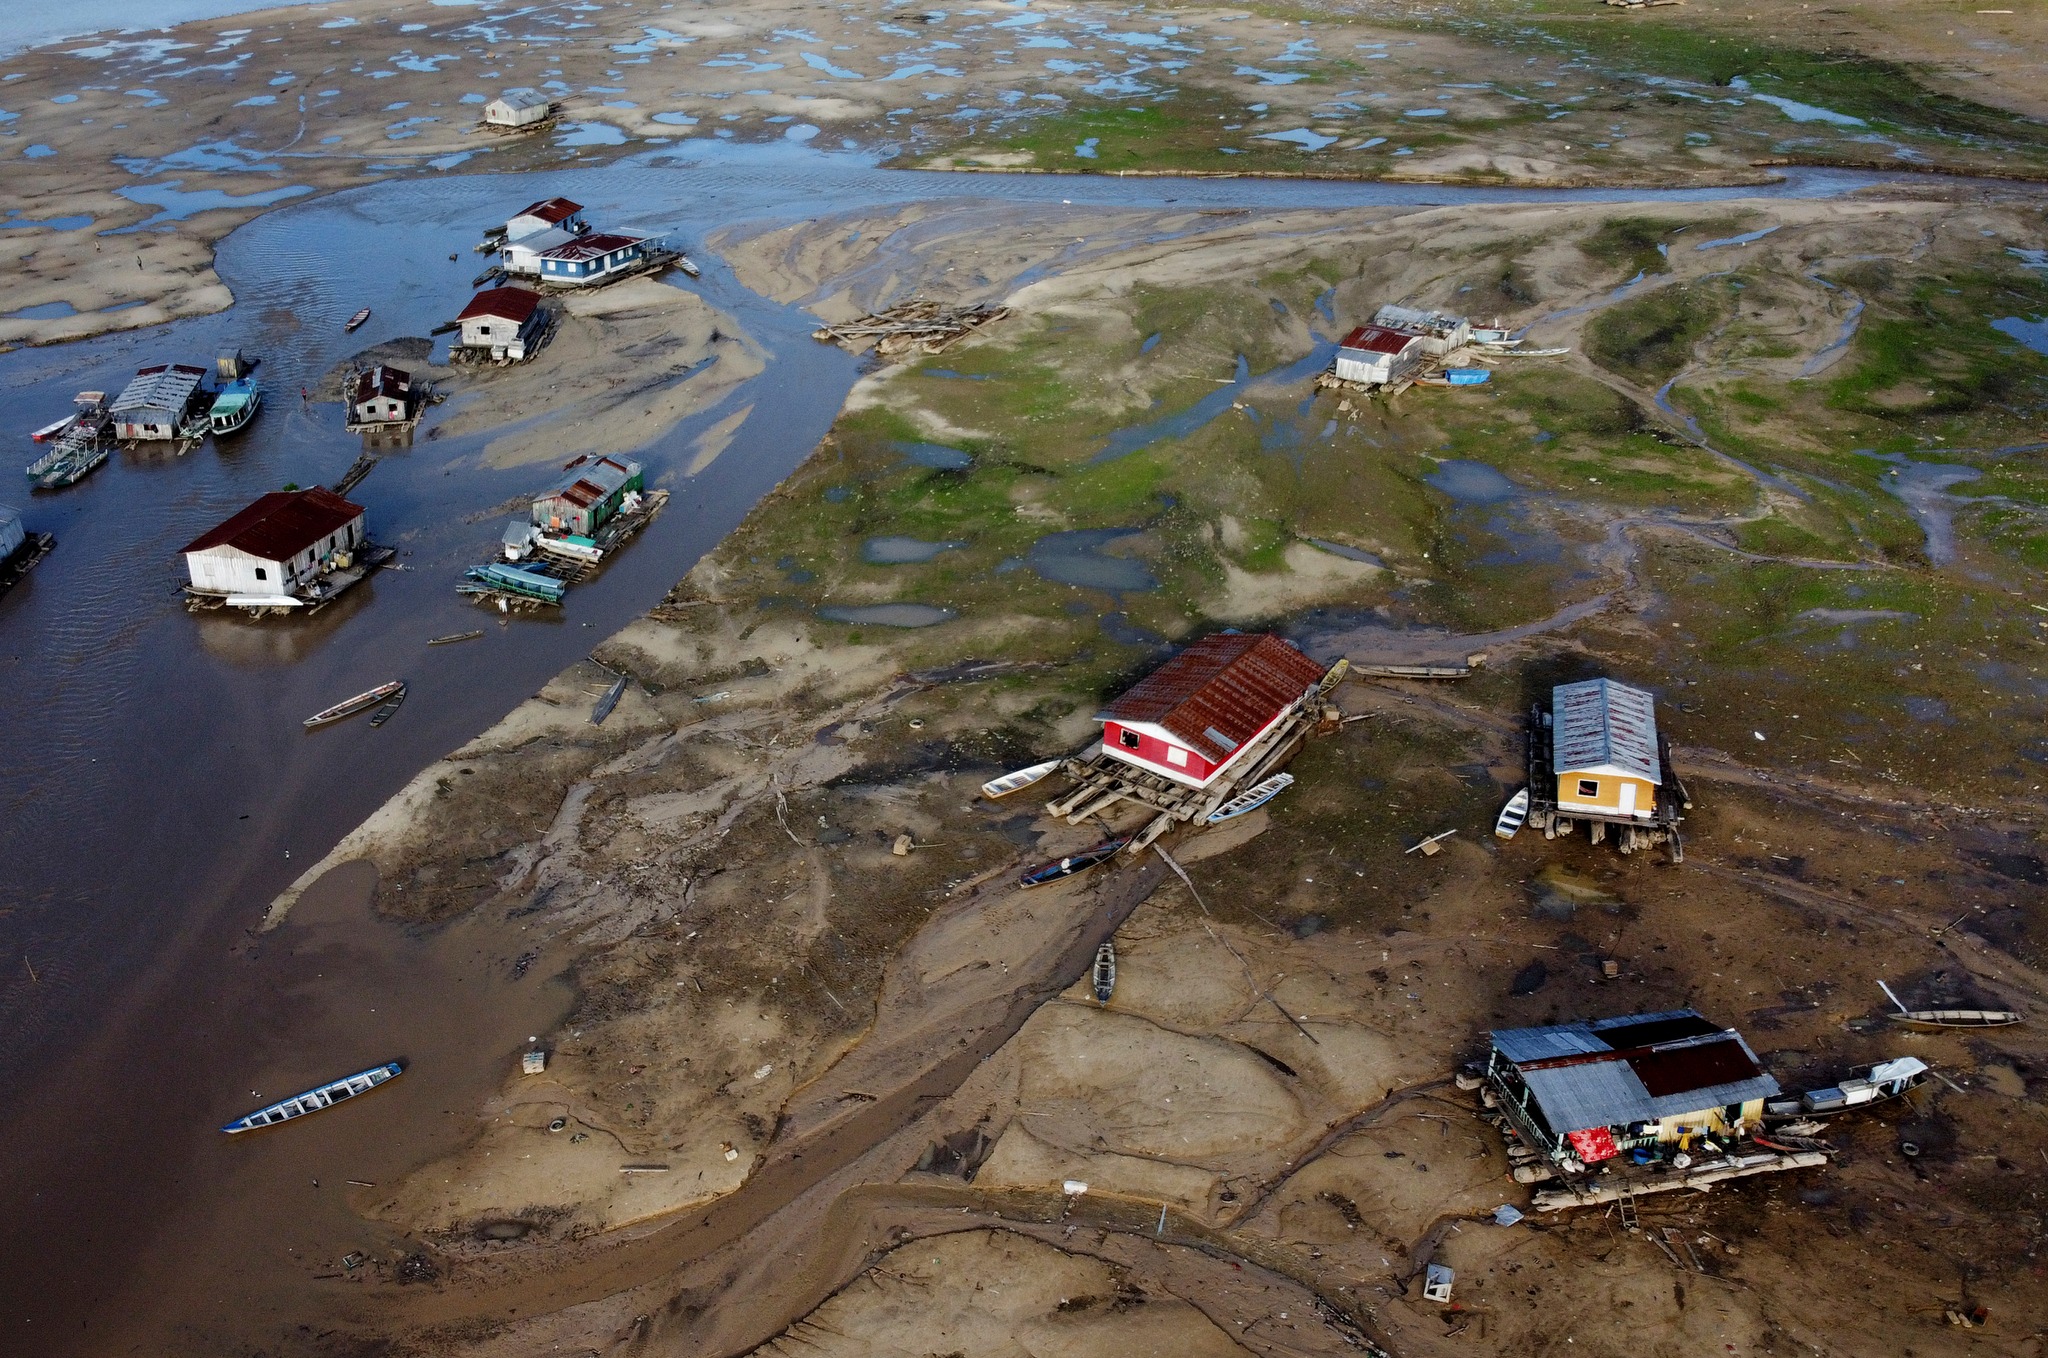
{"left": 1373, "top": 303, "right": 1472, "bottom": 356}
{"left": 483, "top": 88, "right": 554, "bottom": 130}
{"left": 111, "top": 363, "right": 208, "bottom": 440}
{"left": 1097, "top": 633, "right": 1325, "bottom": 789}
{"left": 505, "top": 196, "right": 586, "bottom": 241}
{"left": 455, "top": 287, "right": 545, "bottom": 360}
{"left": 536, "top": 231, "right": 648, "bottom": 285}
{"left": 180, "top": 487, "right": 366, "bottom": 599}
{"left": 351, "top": 364, "right": 414, "bottom": 425}
{"left": 1333, "top": 325, "right": 1428, "bottom": 386}
{"left": 532, "top": 454, "right": 643, "bottom": 536}
{"left": 1484, "top": 1010, "right": 1779, "bottom": 1169}
{"left": 1552, "top": 677, "right": 1660, "bottom": 821}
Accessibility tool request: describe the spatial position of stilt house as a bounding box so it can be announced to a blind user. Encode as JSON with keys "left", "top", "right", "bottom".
{"left": 1552, "top": 678, "right": 1660, "bottom": 821}
{"left": 455, "top": 287, "right": 546, "bottom": 361}
{"left": 1484, "top": 1010, "right": 1779, "bottom": 1168}
{"left": 1097, "top": 633, "right": 1324, "bottom": 789}
{"left": 1333, "top": 325, "right": 1428, "bottom": 386}
{"left": 536, "top": 231, "right": 649, "bottom": 285}
{"left": 350, "top": 365, "right": 416, "bottom": 426}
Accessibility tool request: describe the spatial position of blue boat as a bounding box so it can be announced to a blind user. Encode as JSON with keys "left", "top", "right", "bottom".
{"left": 207, "top": 377, "right": 262, "bottom": 435}
{"left": 1019, "top": 836, "right": 1130, "bottom": 889}
{"left": 463, "top": 561, "right": 566, "bottom": 604}
{"left": 222, "top": 1061, "right": 403, "bottom": 1134}
{"left": 1445, "top": 368, "right": 1490, "bottom": 385}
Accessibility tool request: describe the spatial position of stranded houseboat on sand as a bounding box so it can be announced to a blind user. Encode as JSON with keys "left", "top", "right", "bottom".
{"left": 1521, "top": 677, "right": 1690, "bottom": 861}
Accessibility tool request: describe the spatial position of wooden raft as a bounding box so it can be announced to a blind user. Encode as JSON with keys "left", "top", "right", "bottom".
{"left": 813, "top": 301, "right": 1011, "bottom": 358}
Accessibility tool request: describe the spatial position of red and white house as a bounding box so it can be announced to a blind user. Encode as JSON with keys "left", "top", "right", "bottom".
{"left": 1098, "top": 633, "right": 1326, "bottom": 789}
{"left": 1333, "top": 323, "right": 1428, "bottom": 386}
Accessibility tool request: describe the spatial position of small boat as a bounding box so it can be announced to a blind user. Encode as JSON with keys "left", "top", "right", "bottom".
{"left": 981, "top": 758, "right": 1061, "bottom": 801}
{"left": 344, "top": 307, "right": 371, "bottom": 332}
{"left": 367, "top": 684, "right": 407, "bottom": 727}
{"left": 1019, "top": 836, "right": 1130, "bottom": 889}
{"left": 207, "top": 378, "right": 262, "bottom": 435}
{"left": 29, "top": 414, "right": 75, "bottom": 442}
{"left": 1495, "top": 788, "right": 1530, "bottom": 839}
{"left": 1445, "top": 368, "right": 1490, "bottom": 386}
{"left": 1887, "top": 1009, "right": 2023, "bottom": 1032}
{"left": 428, "top": 629, "right": 485, "bottom": 646}
{"left": 221, "top": 1061, "right": 403, "bottom": 1134}
{"left": 590, "top": 673, "right": 627, "bottom": 726}
{"left": 676, "top": 255, "right": 702, "bottom": 279}
{"left": 1092, "top": 941, "right": 1116, "bottom": 1005}
{"left": 1205, "top": 772, "right": 1294, "bottom": 824}
{"left": 1770, "top": 1057, "right": 1929, "bottom": 1116}
{"left": 304, "top": 679, "right": 406, "bottom": 729}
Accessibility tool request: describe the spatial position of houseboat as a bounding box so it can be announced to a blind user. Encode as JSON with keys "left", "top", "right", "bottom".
{"left": 1096, "top": 631, "right": 1326, "bottom": 791}
{"left": 535, "top": 231, "right": 654, "bottom": 287}
{"left": 345, "top": 364, "right": 428, "bottom": 431}
{"left": 24, "top": 391, "right": 112, "bottom": 490}
{"left": 1523, "top": 677, "right": 1688, "bottom": 860}
{"left": 180, "top": 486, "right": 388, "bottom": 614}
{"left": 0, "top": 503, "right": 55, "bottom": 597}
{"left": 452, "top": 286, "right": 549, "bottom": 364}
{"left": 110, "top": 363, "right": 209, "bottom": 441}
{"left": 206, "top": 377, "right": 262, "bottom": 436}
{"left": 482, "top": 88, "right": 555, "bottom": 132}
{"left": 1330, "top": 324, "right": 1428, "bottom": 388}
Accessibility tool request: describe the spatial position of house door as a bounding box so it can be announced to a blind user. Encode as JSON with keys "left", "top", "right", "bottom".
{"left": 1618, "top": 783, "right": 1636, "bottom": 815}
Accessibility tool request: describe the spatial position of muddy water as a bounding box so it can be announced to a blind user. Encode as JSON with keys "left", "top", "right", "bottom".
{"left": 0, "top": 148, "right": 1979, "bottom": 1351}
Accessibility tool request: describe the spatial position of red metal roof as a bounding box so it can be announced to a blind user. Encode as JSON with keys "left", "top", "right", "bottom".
{"left": 352, "top": 364, "right": 410, "bottom": 404}
{"left": 515, "top": 196, "right": 582, "bottom": 224}
{"left": 1338, "top": 324, "right": 1424, "bottom": 356}
{"left": 457, "top": 286, "right": 541, "bottom": 323}
{"left": 180, "top": 487, "right": 363, "bottom": 560}
{"left": 1623, "top": 1035, "right": 1764, "bottom": 1098}
{"left": 1102, "top": 633, "right": 1325, "bottom": 764}
{"left": 539, "top": 231, "right": 645, "bottom": 263}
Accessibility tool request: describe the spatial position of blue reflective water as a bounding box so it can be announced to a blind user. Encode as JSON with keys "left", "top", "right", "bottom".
{"left": 818, "top": 602, "right": 957, "bottom": 626}
{"left": 1426, "top": 459, "right": 1519, "bottom": 503}
{"left": 862, "top": 535, "right": 966, "bottom": 564}
{"left": 897, "top": 440, "right": 973, "bottom": 468}
{"left": 1027, "top": 527, "right": 1159, "bottom": 592}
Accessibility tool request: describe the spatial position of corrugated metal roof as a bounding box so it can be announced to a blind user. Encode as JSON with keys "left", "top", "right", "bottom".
{"left": 1522, "top": 1062, "right": 1657, "bottom": 1134}
{"left": 1102, "top": 633, "right": 1325, "bottom": 764}
{"left": 540, "top": 454, "right": 639, "bottom": 508}
{"left": 1489, "top": 1023, "right": 1614, "bottom": 1064}
{"left": 457, "top": 286, "right": 542, "bottom": 323}
{"left": 352, "top": 364, "right": 410, "bottom": 404}
{"left": 491, "top": 88, "right": 552, "bottom": 111}
{"left": 539, "top": 231, "right": 646, "bottom": 263}
{"left": 180, "top": 488, "right": 363, "bottom": 560}
{"left": 513, "top": 195, "right": 582, "bottom": 223}
{"left": 1553, "top": 677, "right": 1660, "bottom": 783}
{"left": 1494, "top": 1010, "right": 1778, "bottom": 1133}
{"left": 1373, "top": 303, "right": 1466, "bottom": 335}
{"left": 1337, "top": 324, "right": 1425, "bottom": 357}
{"left": 111, "top": 363, "right": 207, "bottom": 416}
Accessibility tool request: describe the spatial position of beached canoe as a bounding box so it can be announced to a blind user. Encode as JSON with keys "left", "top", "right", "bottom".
{"left": 1495, "top": 788, "right": 1530, "bottom": 839}
{"left": 221, "top": 1061, "right": 402, "bottom": 1134}
{"left": 590, "top": 673, "right": 627, "bottom": 726}
{"left": 1205, "top": 772, "right": 1294, "bottom": 824}
{"left": 981, "top": 759, "right": 1060, "bottom": 801}
{"left": 304, "top": 680, "right": 405, "bottom": 729}
{"left": 1019, "top": 836, "right": 1130, "bottom": 889}
{"left": 1887, "top": 1009, "right": 2023, "bottom": 1032}
{"left": 1092, "top": 941, "right": 1116, "bottom": 1005}
{"left": 344, "top": 307, "right": 372, "bottom": 332}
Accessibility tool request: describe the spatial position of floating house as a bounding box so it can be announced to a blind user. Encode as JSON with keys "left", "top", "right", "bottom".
{"left": 1483, "top": 1010, "right": 1779, "bottom": 1169}
{"left": 180, "top": 487, "right": 366, "bottom": 604}
{"left": 349, "top": 364, "right": 417, "bottom": 426}
{"left": 454, "top": 287, "right": 547, "bottom": 362}
{"left": 506, "top": 196, "right": 586, "bottom": 240}
{"left": 110, "top": 363, "right": 208, "bottom": 440}
{"left": 1525, "top": 677, "right": 1687, "bottom": 858}
{"left": 483, "top": 88, "right": 555, "bottom": 131}
{"left": 1372, "top": 303, "right": 1472, "bottom": 356}
{"left": 533, "top": 454, "right": 643, "bottom": 536}
{"left": 0, "top": 504, "right": 23, "bottom": 561}
{"left": 1332, "top": 325, "right": 1428, "bottom": 387}
{"left": 0, "top": 502, "right": 56, "bottom": 594}
{"left": 536, "top": 231, "right": 650, "bottom": 285}
{"left": 1097, "top": 633, "right": 1325, "bottom": 790}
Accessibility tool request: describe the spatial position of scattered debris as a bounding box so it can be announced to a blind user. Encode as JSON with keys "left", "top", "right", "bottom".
{"left": 521, "top": 1050, "right": 547, "bottom": 1076}
{"left": 1407, "top": 829, "right": 1456, "bottom": 856}
{"left": 1423, "top": 1263, "right": 1454, "bottom": 1303}
{"left": 812, "top": 300, "right": 1011, "bottom": 357}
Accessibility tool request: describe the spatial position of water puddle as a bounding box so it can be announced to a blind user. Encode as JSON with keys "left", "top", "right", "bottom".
{"left": 1695, "top": 225, "right": 1779, "bottom": 251}
{"left": 896, "top": 440, "right": 973, "bottom": 468}
{"left": 1425, "top": 459, "right": 1519, "bottom": 503}
{"left": 1859, "top": 450, "right": 1983, "bottom": 566}
{"left": 1801, "top": 296, "right": 1866, "bottom": 374}
{"left": 817, "top": 603, "right": 957, "bottom": 627}
{"left": 862, "top": 535, "right": 965, "bottom": 564}
{"left": 1092, "top": 341, "right": 1333, "bottom": 463}
{"left": 5, "top": 300, "right": 79, "bottom": 320}
{"left": 555, "top": 121, "right": 628, "bottom": 147}
{"left": 1026, "top": 527, "right": 1159, "bottom": 592}
{"left": 1257, "top": 128, "right": 1337, "bottom": 151}
{"left": 1991, "top": 315, "right": 2048, "bottom": 355}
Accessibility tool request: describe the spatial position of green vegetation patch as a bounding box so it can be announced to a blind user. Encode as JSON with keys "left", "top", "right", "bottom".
{"left": 1587, "top": 281, "right": 1734, "bottom": 386}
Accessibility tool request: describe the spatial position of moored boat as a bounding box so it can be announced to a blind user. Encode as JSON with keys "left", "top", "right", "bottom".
{"left": 1205, "top": 772, "right": 1294, "bottom": 824}
{"left": 1495, "top": 787, "right": 1530, "bottom": 839}
{"left": 981, "top": 759, "right": 1061, "bottom": 801}
{"left": 304, "top": 679, "right": 406, "bottom": 728}
{"left": 1019, "top": 836, "right": 1130, "bottom": 889}
{"left": 345, "top": 307, "right": 372, "bottom": 332}
{"left": 1091, "top": 941, "right": 1116, "bottom": 1005}
{"left": 428, "top": 629, "right": 485, "bottom": 646}
{"left": 207, "top": 378, "right": 262, "bottom": 435}
{"left": 221, "top": 1061, "right": 403, "bottom": 1133}
{"left": 367, "top": 684, "right": 407, "bottom": 727}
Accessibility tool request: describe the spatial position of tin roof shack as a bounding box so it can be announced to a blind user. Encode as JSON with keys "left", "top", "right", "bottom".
{"left": 484, "top": 88, "right": 555, "bottom": 131}
{"left": 537, "top": 231, "right": 651, "bottom": 286}
{"left": 347, "top": 365, "right": 420, "bottom": 428}
{"left": 180, "top": 487, "right": 368, "bottom": 610}
{"left": 453, "top": 287, "right": 548, "bottom": 364}
{"left": 533, "top": 454, "right": 643, "bottom": 537}
{"left": 1098, "top": 633, "right": 1326, "bottom": 790}
{"left": 0, "top": 503, "right": 56, "bottom": 595}
{"left": 507, "top": 196, "right": 586, "bottom": 240}
{"left": 111, "top": 363, "right": 208, "bottom": 440}
{"left": 1373, "top": 303, "right": 1472, "bottom": 356}
{"left": 1525, "top": 677, "right": 1688, "bottom": 860}
{"left": 1331, "top": 325, "right": 1428, "bottom": 388}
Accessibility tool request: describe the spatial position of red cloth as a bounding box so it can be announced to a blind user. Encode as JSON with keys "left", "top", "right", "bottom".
{"left": 1566, "top": 1127, "right": 1620, "bottom": 1163}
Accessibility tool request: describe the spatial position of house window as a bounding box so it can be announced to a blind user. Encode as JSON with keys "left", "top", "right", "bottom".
{"left": 1576, "top": 778, "right": 1600, "bottom": 798}
{"left": 1165, "top": 747, "right": 1188, "bottom": 767}
{"left": 1119, "top": 729, "right": 1141, "bottom": 750}
{"left": 254, "top": 567, "right": 267, "bottom": 581}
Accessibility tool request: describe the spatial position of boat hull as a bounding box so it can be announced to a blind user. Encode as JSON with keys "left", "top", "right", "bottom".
{"left": 981, "top": 759, "right": 1060, "bottom": 801}
{"left": 1019, "top": 837, "right": 1130, "bottom": 888}
{"left": 222, "top": 1062, "right": 403, "bottom": 1133}
{"left": 1887, "top": 1010, "right": 2022, "bottom": 1031}
{"left": 1495, "top": 788, "right": 1530, "bottom": 839}
{"left": 305, "top": 680, "right": 406, "bottom": 728}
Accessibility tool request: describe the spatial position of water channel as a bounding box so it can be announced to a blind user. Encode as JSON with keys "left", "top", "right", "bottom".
{"left": 0, "top": 146, "right": 1992, "bottom": 1349}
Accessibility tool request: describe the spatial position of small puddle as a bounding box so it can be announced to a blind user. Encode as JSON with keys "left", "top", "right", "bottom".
{"left": 862, "top": 536, "right": 965, "bottom": 564}
{"left": 1695, "top": 225, "right": 1779, "bottom": 251}
{"left": 896, "top": 441, "right": 973, "bottom": 468}
{"left": 817, "top": 603, "right": 957, "bottom": 627}
{"left": 107, "top": 181, "right": 314, "bottom": 231}
{"left": 1991, "top": 315, "right": 2048, "bottom": 356}
{"left": 1306, "top": 538, "right": 1382, "bottom": 566}
{"left": 1425, "top": 459, "right": 1519, "bottom": 503}
{"left": 1026, "top": 528, "right": 1158, "bottom": 592}
{"left": 1093, "top": 342, "right": 1334, "bottom": 463}
{"left": 1860, "top": 451, "right": 1983, "bottom": 567}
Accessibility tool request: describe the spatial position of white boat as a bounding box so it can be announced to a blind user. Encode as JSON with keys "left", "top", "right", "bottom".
{"left": 1204, "top": 772, "right": 1294, "bottom": 824}
{"left": 1495, "top": 787, "right": 1530, "bottom": 839}
{"left": 304, "top": 679, "right": 405, "bottom": 728}
{"left": 221, "top": 1061, "right": 402, "bottom": 1133}
{"left": 981, "top": 758, "right": 1061, "bottom": 800}
{"left": 1092, "top": 941, "right": 1116, "bottom": 1005}
{"left": 207, "top": 378, "right": 261, "bottom": 435}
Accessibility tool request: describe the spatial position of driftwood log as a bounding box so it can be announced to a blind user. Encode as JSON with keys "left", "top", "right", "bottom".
{"left": 813, "top": 300, "right": 1011, "bottom": 357}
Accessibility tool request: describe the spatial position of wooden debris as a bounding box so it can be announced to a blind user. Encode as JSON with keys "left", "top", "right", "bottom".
{"left": 1406, "top": 829, "right": 1457, "bottom": 856}
{"left": 813, "top": 300, "right": 1011, "bottom": 357}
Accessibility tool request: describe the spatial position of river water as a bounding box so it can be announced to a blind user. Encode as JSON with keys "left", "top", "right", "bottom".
{"left": 0, "top": 146, "right": 1979, "bottom": 1349}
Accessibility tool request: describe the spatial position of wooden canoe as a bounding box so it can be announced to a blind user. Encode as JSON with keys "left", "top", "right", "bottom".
{"left": 305, "top": 680, "right": 405, "bottom": 728}
{"left": 344, "top": 307, "right": 372, "bottom": 332}
{"left": 1495, "top": 788, "right": 1530, "bottom": 839}
{"left": 222, "top": 1062, "right": 402, "bottom": 1133}
{"left": 1205, "top": 772, "right": 1294, "bottom": 824}
{"left": 1887, "top": 1009, "right": 2023, "bottom": 1031}
{"left": 367, "top": 685, "right": 407, "bottom": 727}
{"left": 981, "top": 759, "right": 1060, "bottom": 801}
{"left": 427, "top": 630, "right": 485, "bottom": 646}
{"left": 590, "top": 674, "right": 627, "bottom": 726}
{"left": 1092, "top": 941, "right": 1116, "bottom": 1005}
{"left": 1019, "top": 836, "right": 1129, "bottom": 889}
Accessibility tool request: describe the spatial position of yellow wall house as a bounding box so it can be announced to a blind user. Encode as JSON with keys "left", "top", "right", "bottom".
{"left": 1553, "top": 678, "right": 1660, "bottom": 820}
